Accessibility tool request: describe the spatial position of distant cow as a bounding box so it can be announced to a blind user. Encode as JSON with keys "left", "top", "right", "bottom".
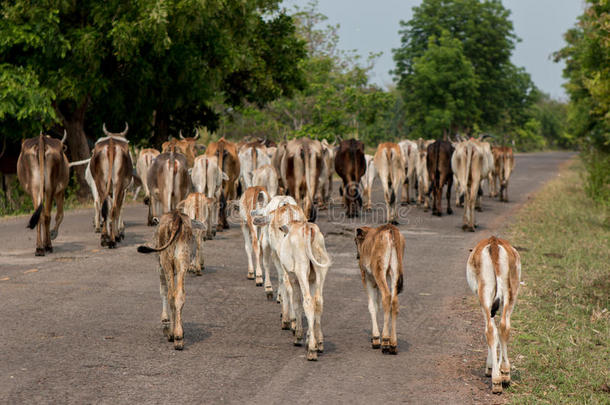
{"left": 354, "top": 224, "right": 405, "bottom": 354}
{"left": 491, "top": 146, "right": 515, "bottom": 202}
{"left": 138, "top": 211, "right": 203, "bottom": 350}
{"left": 17, "top": 132, "right": 70, "bottom": 256}
{"left": 191, "top": 155, "right": 227, "bottom": 238}
{"left": 147, "top": 148, "right": 189, "bottom": 226}
{"left": 178, "top": 192, "right": 213, "bottom": 275}
{"left": 374, "top": 142, "right": 405, "bottom": 224}
{"left": 426, "top": 140, "right": 454, "bottom": 216}
{"left": 205, "top": 137, "right": 240, "bottom": 230}
{"left": 466, "top": 236, "right": 521, "bottom": 393}
{"left": 277, "top": 220, "right": 331, "bottom": 360}
{"left": 334, "top": 139, "right": 366, "bottom": 217}
{"left": 239, "top": 186, "right": 271, "bottom": 286}
{"left": 89, "top": 123, "right": 134, "bottom": 248}
{"left": 252, "top": 164, "right": 279, "bottom": 197}
{"left": 398, "top": 139, "right": 418, "bottom": 204}
{"left": 239, "top": 141, "right": 271, "bottom": 189}
{"left": 361, "top": 154, "right": 377, "bottom": 211}
{"left": 136, "top": 148, "right": 160, "bottom": 206}
{"left": 415, "top": 139, "right": 434, "bottom": 210}
{"left": 161, "top": 130, "right": 200, "bottom": 168}
{"left": 317, "top": 139, "right": 335, "bottom": 208}
{"left": 281, "top": 138, "right": 323, "bottom": 221}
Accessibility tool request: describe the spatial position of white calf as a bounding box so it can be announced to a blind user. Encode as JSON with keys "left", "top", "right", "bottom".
{"left": 239, "top": 186, "right": 270, "bottom": 286}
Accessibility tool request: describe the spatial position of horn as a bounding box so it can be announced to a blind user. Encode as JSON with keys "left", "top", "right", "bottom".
{"left": 119, "top": 122, "right": 129, "bottom": 137}
{"left": 60, "top": 129, "right": 67, "bottom": 143}
{"left": 179, "top": 130, "right": 185, "bottom": 140}
{"left": 102, "top": 123, "right": 111, "bottom": 136}
{"left": 194, "top": 128, "right": 200, "bottom": 140}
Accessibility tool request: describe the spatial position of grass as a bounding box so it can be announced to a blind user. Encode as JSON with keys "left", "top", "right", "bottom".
{"left": 505, "top": 160, "right": 610, "bottom": 404}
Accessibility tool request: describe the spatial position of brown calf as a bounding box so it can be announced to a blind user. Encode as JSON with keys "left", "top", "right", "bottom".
{"left": 491, "top": 146, "right": 515, "bottom": 202}
{"left": 334, "top": 139, "right": 366, "bottom": 217}
{"left": 239, "top": 186, "right": 271, "bottom": 286}
{"left": 426, "top": 140, "right": 454, "bottom": 216}
{"left": 355, "top": 224, "right": 405, "bottom": 354}
{"left": 178, "top": 192, "right": 213, "bottom": 275}
{"left": 467, "top": 236, "right": 521, "bottom": 393}
{"left": 17, "top": 133, "right": 70, "bottom": 256}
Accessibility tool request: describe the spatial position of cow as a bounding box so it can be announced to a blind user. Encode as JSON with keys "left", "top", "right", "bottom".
{"left": 137, "top": 210, "right": 204, "bottom": 350}
{"left": 426, "top": 140, "right": 454, "bottom": 216}
{"left": 415, "top": 139, "right": 434, "bottom": 210}
{"left": 281, "top": 138, "right": 323, "bottom": 221}
{"left": 136, "top": 148, "right": 160, "bottom": 207}
{"left": 89, "top": 123, "right": 133, "bottom": 248}
{"left": 317, "top": 139, "right": 335, "bottom": 208}
{"left": 334, "top": 139, "right": 366, "bottom": 217}
{"left": 491, "top": 146, "right": 515, "bottom": 202}
{"left": 252, "top": 164, "right": 279, "bottom": 197}
{"left": 361, "top": 154, "right": 377, "bottom": 211}
{"left": 277, "top": 220, "right": 331, "bottom": 360}
{"left": 373, "top": 142, "right": 405, "bottom": 224}
{"left": 161, "top": 130, "right": 200, "bottom": 168}
{"left": 17, "top": 132, "right": 70, "bottom": 256}
{"left": 239, "top": 186, "right": 271, "bottom": 286}
{"left": 272, "top": 140, "right": 288, "bottom": 193}
{"left": 177, "top": 192, "right": 213, "bottom": 275}
{"left": 251, "top": 195, "right": 301, "bottom": 307}
{"left": 466, "top": 236, "right": 521, "bottom": 393}
{"left": 238, "top": 141, "right": 271, "bottom": 190}
{"left": 147, "top": 148, "right": 189, "bottom": 226}
{"left": 190, "top": 154, "right": 227, "bottom": 239}
{"left": 205, "top": 137, "right": 240, "bottom": 230}
{"left": 452, "top": 139, "right": 491, "bottom": 231}
{"left": 354, "top": 224, "right": 405, "bottom": 355}
{"left": 398, "top": 139, "right": 418, "bottom": 204}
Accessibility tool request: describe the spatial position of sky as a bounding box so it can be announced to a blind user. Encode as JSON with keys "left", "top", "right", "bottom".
{"left": 283, "top": 0, "right": 585, "bottom": 100}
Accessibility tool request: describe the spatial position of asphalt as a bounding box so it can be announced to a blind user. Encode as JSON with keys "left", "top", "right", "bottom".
{"left": 0, "top": 151, "right": 574, "bottom": 404}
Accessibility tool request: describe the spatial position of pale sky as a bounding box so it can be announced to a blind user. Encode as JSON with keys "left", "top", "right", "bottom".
{"left": 283, "top": 0, "right": 585, "bottom": 100}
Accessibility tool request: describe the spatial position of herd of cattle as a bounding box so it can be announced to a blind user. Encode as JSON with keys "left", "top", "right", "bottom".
{"left": 14, "top": 126, "right": 520, "bottom": 393}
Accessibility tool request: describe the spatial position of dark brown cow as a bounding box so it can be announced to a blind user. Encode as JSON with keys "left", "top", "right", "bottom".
{"left": 89, "top": 125, "right": 134, "bottom": 248}
{"left": 205, "top": 137, "right": 240, "bottom": 230}
{"left": 426, "top": 140, "right": 454, "bottom": 216}
{"left": 17, "top": 133, "right": 70, "bottom": 256}
{"left": 334, "top": 139, "right": 366, "bottom": 217}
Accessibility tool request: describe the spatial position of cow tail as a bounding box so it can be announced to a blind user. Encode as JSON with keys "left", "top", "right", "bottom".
{"left": 28, "top": 134, "right": 46, "bottom": 229}
{"left": 304, "top": 224, "right": 330, "bottom": 268}
{"left": 137, "top": 212, "right": 183, "bottom": 253}
{"left": 101, "top": 140, "right": 115, "bottom": 221}
{"left": 251, "top": 146, "right": 257, "bottom": 172}
{"left": 434, "top": 141, "right": 441, "bottom": 190}
{"left": 169, "top": 146, "right": 175, "bottom": 210}
{"left": 387, "top": 148, "right": 396, "bottom": 205}
{"left": 393, "top": 227, "right": 404, "bottom": 295}
{"left": 488, "top": 236, "right": 502, "bottom": 317}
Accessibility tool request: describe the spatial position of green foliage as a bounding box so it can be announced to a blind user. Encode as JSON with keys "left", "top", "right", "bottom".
{"left": 582, "top": 150, "right": 610, "bottom": 206}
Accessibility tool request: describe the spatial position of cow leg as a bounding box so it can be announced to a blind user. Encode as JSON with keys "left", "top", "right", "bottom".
{"left": 364, "top": 275, "right": 381, "bottom": 349}
{"left": 249, "top": 220, "right": 263, "bottom": 286}
{"left": 158, "top": 266, "right": 171, "bottom": 339}
{"left": 312, "top": 266, "right": 327, "bottom": 353}
{"left": 50, "top": 191, "right": 65, "bottom": 242}
{"left": 288, "top": 272, "right": 304, "bottom": 346}
{"left": 483, "top": 307, "right": 502, "bottom": 393}
{"left": 172, "top": 260, "right": 187, "bottom": 350}
{"left": 94, "top": 198, "right": 102, "bottom": 232}
{"left": 218, "top": 192, "right": 228, "bottom": 230}
{"left": 446, "top": 175, "right": 453, "bottom": 215}
{"left": 117, "top": 192, "right": 127, "bottom": 241}
{"left": 375, "top": 271, "right": 392, "bottom": 354}
{"left": 261, "top": 237, "right": 274, "bottom": 300}
{"left": 390, "top": 275, "right": 400, "bottom": 355}
{"left": 274, "top": 254, "right": 291, "bottom": 328}
{"left": 197, "top": 232, "right": 205, "bottom": 275}
{"left": 295, "top": 267, "right": 317, "bottom": 361}
{"left": 241, "top": 223, "right": 255, "bottom": 280}
{"left": 43, "top": 196, "right": 53, "bottom": 252}
{"left": 499, "top": 299, "right": 515, "bottom": 385}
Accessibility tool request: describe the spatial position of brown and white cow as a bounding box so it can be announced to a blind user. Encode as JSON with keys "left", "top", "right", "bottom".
{"left": 89, "top": 123, "right": 134, "bottom": 248}
{"left": 138, "top": 210, "right": 203, "bottom": 350}
{"left": 398, "top": 139, "right": 418, "bottom": 204}
{"left": 239, "top": 186, "right": 271, "bottom": 286}
{"left": 272, "top": 140, "right": 288, "bottom": 193}
{"left": 415, "top": 138, "right": 434, "bottom": 210}
{"left": 354, "top": 224, "right": 405, "bottom": 354}
{"left": 190, "top": 154, "right": 228, "bottom": 239}
{"left": 374, "top": 142, "right": 405, "bottom": 224}
{"left": 281, "top": 138, "right": 323, "bottom": 221}
{"left": 136, "top": 148, "right": 160, "bottom": 206}
{"left": 426, "top": 140, "right": 454, "bottom": 216}
{"left": 467, "top": 236, "right": 521, "bottom": 393}
{"left": 17, "top": 132, "right": 70, "bottom": 256}
{"left": 161, "top": 130, "right": 200, "bottom": 168}
{"left": 239, "top": 141, "right": 271, "bottom": 189}
{"left": 317, "top": 139, "right": 335, "bottom": 208}
{"left": 452, "top": 139, "right": 491, "bottom": 231}
{"left": 205, "top": 137, "right": 240, "bottom": 230}
{"left": 147, "top": 148, "right": 189, "bottom": 226}
{"left": 177, "top": 192, "right": 213, "bottom": 275}
{"left": 491, "top": 146, "right": 515, "bottom": 202}
{"left": 334, "top": 139, "right": 366, "bottom": 217}
{"left": 277, "top": 220, "right": 331, "bottom": 360}
{"left": 252, "top": 164, "right": 279, "bottom": 197}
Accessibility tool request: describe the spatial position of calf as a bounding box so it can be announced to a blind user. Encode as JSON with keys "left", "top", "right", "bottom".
{"left": 361, "top": 154, "right": 377, "bottom": 210}
{"left": 17, "top": 133, "right": 70, "bottom": 256}
{"left": 334, "top": 139, "right": 366, "bottom": 217}
{"left": 239, "top": 186, "right": 271, "bottom": 286}
{"left": 277, "top": 220, "right": 331, "bottom": 360}
{"left": 398, "top": 139, "right": 418, "bottom": 204}
{"left": 426, "top": 140, "right": 454, "bottom": 216}
{"left": 374, "top": 142, "right": 405, "bottom": 224}
{"left": 147, "top": 149, "right": 189, "bottom": 225}
{"left": 178, "top": 192, "right": 213, "bottom": 275}
{"left": 354, "top": 224, "right": 405, "bottom": 354}
{"left": 491, "top": 146, "right": 515, "bottom": 202}
{"left": 466, "top": 236, "right": 521, "bottom": 393}
{"left": 252, "top": 164, "right": 279, "bottom": 197}
{"left": 136, "top": 148, "right": 160, "bottom": 207}
{"left": 138, "top": 211, "right": 201, "bottom": 350}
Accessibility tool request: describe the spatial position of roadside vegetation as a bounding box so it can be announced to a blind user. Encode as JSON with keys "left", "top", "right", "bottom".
{"left": 506, "top": 160, "right": 609, "bottom": 403}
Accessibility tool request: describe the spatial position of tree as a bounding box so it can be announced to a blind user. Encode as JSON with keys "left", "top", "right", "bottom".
{"left": 392, "top": 0, "right": 534, "bottom": 134}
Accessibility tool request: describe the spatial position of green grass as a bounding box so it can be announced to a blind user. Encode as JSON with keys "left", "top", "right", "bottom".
{"left": 506, "top": 160, "right": 610, "bottom": 404}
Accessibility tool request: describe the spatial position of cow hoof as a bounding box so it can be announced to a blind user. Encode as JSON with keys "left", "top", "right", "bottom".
{"left": 485, "top": 368, "right": 492, "bottom": 377}
{"left": 45, "top": 245, "right": 53, "bottom": 253}
{"left": 307, "top": 350, "right": 318, "bottom": 361}
{"left": 151, "top": 217, "right": 159, "bottom": 226}
{"left": 447, "top": 208, "right": 453, "bottom": 215}
{"left": 118, "top": 232, "right": 125, "bottom": 241}
{"left": 294, "top": 338, "right": 303, "bottom": 347}
{"left": 174, "top": 337, "right": 184, "bottom": 350}
{"left": 247, "top": 273, "right": 254, "bottom": 280}
{"left": 266, "top": 291, "right": 274, "bottom": 301}
{"left": 95, "top": 227, "right": 102, "bottom": 233}
{"left": 35, "top": 248, "right": 45, "bottom": 257}
{"left": 371, "top": 336, "right": 381, "bottom": 349}
{"left": 281, "top": 321, "right": 291, "bottom": 330}
{"left": 501, "top": 370, "right": 511, "bottom": 384}
{"left": 381, "top": 338, "right": 391, "bottom": 354}
{"left": 107, "top": 241, "right": 116, "bottom": 249}
{"left": 143, "top": 197, "right": 150, "bottom": 205}
{"left": 390, "top": 220, "right": 399, "bottom": 225}
{"left": 290, "top": 319, "right": 297, "bottom": 331}
{"left": 475, "top": 207, "right": 482, "bottom": 212}
{"left": 317, "top": 342, "right": 324, "bottom": 353}
{"left": 389, "top": 345, "right": 398, "bottom": 355}
{"left": 222, "top": 223, "right": 229, "bottom": 230}
{"left": 492, "top": 381, "right": 503, "bottom": 394}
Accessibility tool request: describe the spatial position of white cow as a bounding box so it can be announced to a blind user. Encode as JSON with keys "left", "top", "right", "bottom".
{"left": 252, "top": 164, "right": 279, "bottom": 198}
{"left": 361, "top": 154, "right": 377, "bottom": 210}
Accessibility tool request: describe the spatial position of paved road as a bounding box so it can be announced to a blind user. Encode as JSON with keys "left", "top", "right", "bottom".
{"left": 0, "top": 152, "right": 573, "bottom": 404}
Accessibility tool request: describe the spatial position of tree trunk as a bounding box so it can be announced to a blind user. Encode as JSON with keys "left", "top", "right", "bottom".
{"left": 152, "top": 110, "right": 170, "bottom": 148}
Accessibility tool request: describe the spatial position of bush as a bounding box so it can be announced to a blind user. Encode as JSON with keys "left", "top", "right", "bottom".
{"left": 582, "top": 150, "right": 610, "bottom": 206}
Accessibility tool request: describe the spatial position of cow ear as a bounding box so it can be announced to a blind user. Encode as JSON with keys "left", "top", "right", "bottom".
{"left": 252, "top": 215, "right": 270, "bottom": 226}
{"left": 356, "top": 228, "right": 366, "bottom": 241}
